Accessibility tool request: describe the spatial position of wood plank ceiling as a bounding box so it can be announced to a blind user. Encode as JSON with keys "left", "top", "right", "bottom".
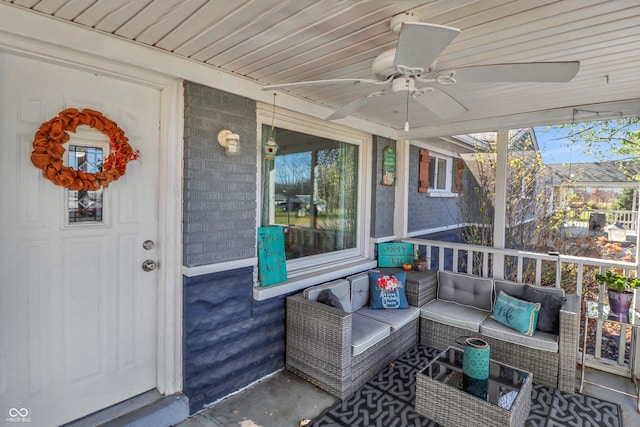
{"left": 3, "top": 0, "right": 639, "bottom": 137}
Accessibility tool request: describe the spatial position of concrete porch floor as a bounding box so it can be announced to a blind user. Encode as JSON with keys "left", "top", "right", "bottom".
{"left": 176, "top": 367, "right": 640, "bottom": 427}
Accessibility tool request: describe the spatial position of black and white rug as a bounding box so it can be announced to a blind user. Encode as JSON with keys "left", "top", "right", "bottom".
{"left": 310, "top": 345, "right": 622, "bottom": 427}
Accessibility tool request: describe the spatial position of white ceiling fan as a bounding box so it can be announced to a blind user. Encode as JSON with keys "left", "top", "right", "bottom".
{"left": 262, "top": 13, "right": 580, "bottom": 131}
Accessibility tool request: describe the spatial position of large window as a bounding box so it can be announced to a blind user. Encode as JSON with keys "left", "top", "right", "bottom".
{"left": 261, "top": 126, "right": 359, "bottom": 260}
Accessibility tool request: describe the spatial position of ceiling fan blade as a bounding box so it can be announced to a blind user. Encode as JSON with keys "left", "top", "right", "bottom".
{"left": 327, "top": 91, "right": 386, "bottom": 120}
{"left": 412, "top": 87, "right": 467, "bottom": 119}
{"left": 262, "top": 78, "right": 383, "bottom": 91}
{"left": 393, "top": 22, "right": 460, "bottom": 73}
{"left": 444, "top": 62, "right": 580, "bottom": 83}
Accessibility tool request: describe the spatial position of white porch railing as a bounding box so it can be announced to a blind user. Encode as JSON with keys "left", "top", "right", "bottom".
{"left": 402, "top": 237, "right": 640, "bottom": 378}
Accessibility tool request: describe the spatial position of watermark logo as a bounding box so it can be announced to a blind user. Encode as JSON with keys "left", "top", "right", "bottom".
{"left": 6, "top": 408, "right": 30, "bottom": 423}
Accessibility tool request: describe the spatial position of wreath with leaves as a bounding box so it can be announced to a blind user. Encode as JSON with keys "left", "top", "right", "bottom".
{"left": 31, "top": 108, "right": 139, "bottom": 191}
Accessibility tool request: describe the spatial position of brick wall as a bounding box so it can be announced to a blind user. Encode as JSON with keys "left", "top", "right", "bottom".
{"left": 183, "top": 82, "right": 257, "bottom": 267}
{"left": 371, "top": 135, "right": 396, "bottom": 238}
{"left": 182, "top": 82, "right": 286, "bottom": 413}
{"left": 407, "top": 145, "right": 462, "bottom": 232}
{"left": 183, "top": 268, "right": 286, "bottom": 413}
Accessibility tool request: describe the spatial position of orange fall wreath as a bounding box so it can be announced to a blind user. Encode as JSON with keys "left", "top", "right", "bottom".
{"left": 31, "top": 108, "right": 139, "bottom": 191}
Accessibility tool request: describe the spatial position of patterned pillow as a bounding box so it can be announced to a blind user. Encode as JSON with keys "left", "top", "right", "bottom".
{"left": 492, "top": 291, "right": 541, "bottom": 336}
{"left": 368, "top": 271, "right": 408, "bottom": 309}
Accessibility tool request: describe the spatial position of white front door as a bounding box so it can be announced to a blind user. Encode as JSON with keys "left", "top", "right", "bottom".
{"left": 0, "top": 53, "right": 160, "bottom": 427}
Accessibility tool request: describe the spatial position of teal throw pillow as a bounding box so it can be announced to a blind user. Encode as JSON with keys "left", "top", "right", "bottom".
{"left": 492, "top": 291, "right": 541, "bottom": 336}
{"left": 368, "top": 271, "right": 408, "bottom": 309}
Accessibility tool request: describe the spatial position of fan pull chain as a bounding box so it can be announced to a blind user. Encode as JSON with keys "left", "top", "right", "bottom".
{"left": 271, "top": 92, "right": 277, "bottom": 133}
{"left": 404, "top": 79, "right": 410, "bottom": 132}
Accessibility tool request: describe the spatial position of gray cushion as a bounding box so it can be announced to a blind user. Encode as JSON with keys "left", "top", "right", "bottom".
{"left": 351, "top": 313, "right": 390, "bottom": 356}
{"left": 494, "top": 279, "right": 565, "bottom": 300}
{"left": 420, "top": 299, "right": 490, "bottom": 332}
{"left": 355, "top": 306, "right": 420, "bottom": 331}
{"left": 348, "top": 272, "right": 370, "bottom": 311}
{"left": 437, "top": 271, "right": 494, "bottom": 311}
{"left": 494, "top": 280, "right": 526, "bottom": 299}
{"left": 304, "top": 279, "right": 352, "bottom": 312}
{"left": 317, "top": 289, "right": 344, "bottom": 311}
{"left": 480, "top": 317, "right": 559, "bottom": 352}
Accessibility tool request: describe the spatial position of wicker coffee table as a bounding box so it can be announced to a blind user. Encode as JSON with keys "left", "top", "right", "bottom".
{"left": 416, "top": 346, "right": 532, "bottom": 427}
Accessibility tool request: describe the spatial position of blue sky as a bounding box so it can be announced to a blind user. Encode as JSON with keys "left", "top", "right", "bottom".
{"left": 534, "top": 124, "right": 633, "bottom": 165}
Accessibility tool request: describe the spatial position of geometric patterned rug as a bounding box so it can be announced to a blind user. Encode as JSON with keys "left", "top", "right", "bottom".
{"left": 310, "top": 344, "right": 623, "bottom": 427}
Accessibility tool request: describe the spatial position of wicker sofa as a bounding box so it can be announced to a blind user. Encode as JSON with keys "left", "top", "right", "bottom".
{"left": 286, "top": 271, "right": 425, "bottom": 399}
{"left": 419, "top": 270, "right": 580, "bottom": 392}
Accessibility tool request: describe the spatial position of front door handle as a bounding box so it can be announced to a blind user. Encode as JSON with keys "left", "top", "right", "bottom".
{"left": 142, "top": 260, "right": 157, "bottom": 272}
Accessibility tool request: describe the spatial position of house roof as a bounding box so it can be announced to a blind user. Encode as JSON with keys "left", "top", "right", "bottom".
{"left": 547, "top": 160, "right": 640, "bottom": 187}
{"left": 2, "top": 0, "right": 639, "bottom": 139}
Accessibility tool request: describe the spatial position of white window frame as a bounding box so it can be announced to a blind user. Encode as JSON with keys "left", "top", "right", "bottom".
{"left": 255, "top": 103, "right": 373, "bottom": 294}
{"left": 413, "top": 141, "right": 458, "bottom": 198}
{"left": 428, "top": 154, "right": 451, "bottom": 192}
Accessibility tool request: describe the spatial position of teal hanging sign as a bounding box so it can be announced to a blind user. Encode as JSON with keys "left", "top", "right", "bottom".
{"left": 377, "top": 242, "right": 413, "bottom": 267}
{"left": 257, "top": 226, "right": 288, "bottom": 286}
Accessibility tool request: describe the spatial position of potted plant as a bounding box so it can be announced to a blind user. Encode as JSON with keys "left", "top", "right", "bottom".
{"left": 595, "top": 270, "right": 640, "bottom": 317}
{"left": 414, "top": 249, "right": 427, "bottom": 271}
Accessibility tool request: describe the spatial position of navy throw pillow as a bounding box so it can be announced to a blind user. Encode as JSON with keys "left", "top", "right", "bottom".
{"left": 368, "top": 271, "right": 408, "bottom": 309}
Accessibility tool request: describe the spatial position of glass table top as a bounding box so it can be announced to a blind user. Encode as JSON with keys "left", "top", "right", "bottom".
{"left": 421, "top": 346, "right": 530, "bottom": 410}
{"left": 585, "top": 301, "right": 639, "bottom": 325}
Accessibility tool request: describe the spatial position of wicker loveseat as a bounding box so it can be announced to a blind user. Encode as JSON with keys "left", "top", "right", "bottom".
{"left": 286, "top": 271, "right": 425, "bottom": 399}
{"left": 419, "top": 270, "right": 580, "bottom": 392}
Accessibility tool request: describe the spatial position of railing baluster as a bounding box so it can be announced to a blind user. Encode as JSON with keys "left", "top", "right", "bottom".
{"left": 453, "top": 249, "right": 459, "bottom": 273}
{"left": 576, "top": 263, "right": 584, "bottom": 296}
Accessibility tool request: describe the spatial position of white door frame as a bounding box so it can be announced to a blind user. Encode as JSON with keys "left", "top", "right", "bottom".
{"left": 0, "top": 31, "right": 184, "bottom": 395}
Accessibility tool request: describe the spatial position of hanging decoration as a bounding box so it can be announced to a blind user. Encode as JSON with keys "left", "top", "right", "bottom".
{"left": 381, "top": 146, "right": 396, "bottom": 186}
{"left": 31, "top": 108, "right": 139, "bottom": 191}
{"left": 263, "top": 93, "right": 279, "bottom": 160}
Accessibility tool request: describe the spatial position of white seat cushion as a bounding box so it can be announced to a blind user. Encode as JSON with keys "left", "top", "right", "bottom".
{"left": 355, "top": 306, "right": 420, "bottom": 331}
{"left": 420, "top": 300, "right": 490, "bottom": 332}
{"left": 480, "top": 317, "right": 559, "bottom": 353}
{"left": 351, "top": 314, "right": 390, "bottom": 356}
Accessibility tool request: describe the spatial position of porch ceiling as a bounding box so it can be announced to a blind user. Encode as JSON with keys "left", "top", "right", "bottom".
{"left": 3, "top": 0, "right": 639, "bottom": 138}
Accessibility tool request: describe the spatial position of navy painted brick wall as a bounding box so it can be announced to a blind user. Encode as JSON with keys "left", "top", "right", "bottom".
{"left": 183, "top": 267, "right": 287, "bottom": 413}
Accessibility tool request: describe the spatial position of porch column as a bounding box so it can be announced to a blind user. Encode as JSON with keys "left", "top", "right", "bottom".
{"left": 394, "top": 137, "right": 410, "bottom": 238}
{"left": 493, "top": 129, "right": 508, "bottom": 279}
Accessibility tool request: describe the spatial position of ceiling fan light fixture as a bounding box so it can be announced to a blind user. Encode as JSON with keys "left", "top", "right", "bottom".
{"left": 392, "top": 77, "right": 415, "bottom": 93}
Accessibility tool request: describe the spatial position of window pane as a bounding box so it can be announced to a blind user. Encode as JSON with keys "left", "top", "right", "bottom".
{"left": 261, "top": 126, "right": 358, "bottom": 260}
{"left": 67, "top": 145, "right": 103, "bottom": 223}
{"left": 437, "top": 158, "right": 447, "bottom": 189}
{"left": 428, "top": 156, "right": 436, "bottom": 189}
